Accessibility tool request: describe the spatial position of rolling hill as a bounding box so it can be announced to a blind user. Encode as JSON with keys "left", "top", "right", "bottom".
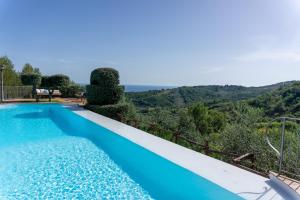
{"left": 126, "top": 81, "right": 297, "bottom": 108}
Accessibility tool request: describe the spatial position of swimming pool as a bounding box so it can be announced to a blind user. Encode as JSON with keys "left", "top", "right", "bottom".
{"left": 0, "top": 104, "right": 243, "bottom": 199}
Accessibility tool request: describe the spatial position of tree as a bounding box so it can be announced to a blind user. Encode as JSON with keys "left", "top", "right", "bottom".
{"left": 187, "top": 102, "right": 226, "bottom": 144}
{"left": 22, "top": 63, "right": 41, "bottom": 75}
{"left": 20, "top": 73, "right": 41, "bottom": 97}
{"left": 22, "top": 63, "right": 34, "bottom": 74}
{"left": 41, "top": 76, "right": 50, "bottom": 88}
{"left": 222, "top": 103, "right": 263, "bottom": 155}
{"left": 188, "top": 103, "right": 209, "bottom": 135}
{"left": 20, "top": 74, "right": 41, "bottom": 86}
{"left": 48, "top": 74, "right": 70, "bottom": 88}
{"left": 33, "top": 68, "right": 41, "bottom": 75}
{"left": 0, "top": 56, "right": 21, "bottom": 86}
{"left": 40, "top": 74, "right": 70, "bottom": 101}
{"left": 86, "top": 68, "right": 123, "bottom": 105}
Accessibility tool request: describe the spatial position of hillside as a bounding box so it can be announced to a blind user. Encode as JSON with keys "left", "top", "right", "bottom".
{"left": 126, "top": 81, "right": 297, "bottom": 108}
{"left": 249, "top": 82, "right": 300, "bottom": 117}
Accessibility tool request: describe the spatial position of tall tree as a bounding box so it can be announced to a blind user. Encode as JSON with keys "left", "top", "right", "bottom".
{"left": 188, "top": 103, "right": 209, "bottom": 135}
{"left": 22, "top": 63, "right": 41, "bottom": 75}
{"left": 22, "top": 63, "right": 34, "bottom": 74}
{"left": 188, "top": 102, "right": 226, "bottom": 141}
{"left": 0, "top": 56, "right": 21, "bottom": 86}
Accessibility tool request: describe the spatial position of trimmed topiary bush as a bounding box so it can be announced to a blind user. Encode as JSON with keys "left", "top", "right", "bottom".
{"left": 20, "top": 73, "right": 42, "bottom": 97}
{"left": 39, "top": 74, "right": 70, "bottom": 101}
{"left": 90, "top": 68, "right": 119, "bottom": 86}
{"left": 60, "top": 84, "right": 84, "bottom": 98}
{"left": 86, "top": 68, "right": 123, "bottom": 105}
{"left": 48, "top": 74, "right": 70, "bottom": 88}
{"left": 86, "top": 84, "right": 123, "bottom": 105}
{"left": 41, "top": 76, "right": 50, "bottom": 88}
{"left": 20, "top": 73, "right": 41, "bottom": 86}
{"left": 40, "top": 74, "right": 70, "bottom": 89}
{"left": 85, "top": 103, "right": 129, "bottom": 121}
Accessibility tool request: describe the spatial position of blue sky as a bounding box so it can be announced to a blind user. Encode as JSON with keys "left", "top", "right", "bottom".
{"left": 1, "top": 0, "right": 300, "bottom": 86}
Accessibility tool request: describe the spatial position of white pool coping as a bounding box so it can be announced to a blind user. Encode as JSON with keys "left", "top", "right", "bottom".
{"left": 69, "top": 105, "right": 297, "bottom": 200}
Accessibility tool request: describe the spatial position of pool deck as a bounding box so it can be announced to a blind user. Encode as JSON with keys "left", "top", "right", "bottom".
{"left": 68, "top": 105, "right": 298, "bottom": 200}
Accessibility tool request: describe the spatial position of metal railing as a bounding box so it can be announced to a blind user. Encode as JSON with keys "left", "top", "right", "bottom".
{"left": 266, "top": 117, "right": 300, "bottom": 179}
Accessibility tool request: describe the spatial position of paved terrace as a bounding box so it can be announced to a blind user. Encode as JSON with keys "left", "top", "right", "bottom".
{"left": 67, "top": 105, "right": 299, "bottom": 200}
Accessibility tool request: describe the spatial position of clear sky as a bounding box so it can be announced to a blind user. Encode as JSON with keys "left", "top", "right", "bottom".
{"left": 1, "top": 0, "right": 300, "bottom": 86}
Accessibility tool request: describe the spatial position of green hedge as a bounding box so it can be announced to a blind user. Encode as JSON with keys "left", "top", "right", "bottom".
{"left": 86, "top": 85, "right": 123, "bottom": 105}
{"left": 20, "top": 73, "right": 41, "bottom": 86}
{"left": 20, "top": 73, "right": 41, "bottom": 96}
{"left": 41, "top": 74, "right": 70, "bottom": 88}
{"left": 60, "top": 85, "right": 83, "bottom": 98}
{"left": 85, "top": 103, "right": 129, "bottom": 121}
{"left": 49, "top": 74, "right": 70, "bottom": 88}
{"left": 41, "top": 76, "right": 50, "bottom": 88}
{"left": 90, "top": 68, "right": 119, "bottom": 86}
{"left": 86, "top": 68, "right": 123, "bottom": 105}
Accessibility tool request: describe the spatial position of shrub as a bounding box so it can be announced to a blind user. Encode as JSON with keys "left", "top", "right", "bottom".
{"left": 20, "top": 73, "right": 41, "bottom": 86}
{"left": 86, "top": 68, "right": 123, "bottom": 105}
{"left": 41, "top": 76, "right": 50, "bottom": 88}
{"left": 85, "top": 103, "right": 129, "bottom": 121}
{"left": 48, "top": 74, "right": 70, "bottom": 88}
{"left": 39, "top": 74, "right": 70, "bottom": 101}
{"left": 86, "top": 84, "right": 123, "bottom": 105}
{"left": 61, "top": 84, "right": 84, "bottom": 98}
{"left": 40, "top": 74, "right": 70, "bottom": 89}
{"left": 90, "top": 68, "right": 119, "bottom": 86}
{"left": 20, "top": 73, "right": 41, "bottom": 97}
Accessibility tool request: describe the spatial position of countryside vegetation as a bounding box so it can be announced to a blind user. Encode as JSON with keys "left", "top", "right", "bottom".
{"left": 1, "top": 55, "right": 299, "bottom": 176}
{"left": 86, "top": 68, "right": 300, "bottom": 176}
{"left": 0, "top": 56, "right": 84, "bottom": 100}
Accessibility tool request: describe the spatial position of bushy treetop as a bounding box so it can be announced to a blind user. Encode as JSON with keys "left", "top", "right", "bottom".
{"left": 41, "top": 74, "right": 70, "bottom": 88}
{"left": 20, "top": 73, "right": 41, "bottom": 86}
{"left": 90, "top": 68, "right": 120, "bottom": 86}
{"left": 86, "top": 67, "right": 123, "bottom": 106}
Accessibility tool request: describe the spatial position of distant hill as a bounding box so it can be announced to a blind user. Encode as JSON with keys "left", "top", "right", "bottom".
{"left": 126, "top": 81, "right": 298, "bottom": 108}
{"left": 249, "top": 81, "right": 300, "bottom": 117}
{"left": 124, "top": 85, "right": 176, "bottom": 92}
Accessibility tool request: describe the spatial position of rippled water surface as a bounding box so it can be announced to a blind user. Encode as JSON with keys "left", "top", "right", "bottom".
{"left": 0, "top": 104, "right": 152, "bottom": 199}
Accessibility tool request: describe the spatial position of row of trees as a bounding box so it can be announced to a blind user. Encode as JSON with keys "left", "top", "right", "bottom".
{"left": 0, "top": 56, "right": 83, "bottom": 100}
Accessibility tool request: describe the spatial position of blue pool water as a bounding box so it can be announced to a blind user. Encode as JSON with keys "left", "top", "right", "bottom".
{"left": 0, "top": 104, "right": 242, "bottom": 199}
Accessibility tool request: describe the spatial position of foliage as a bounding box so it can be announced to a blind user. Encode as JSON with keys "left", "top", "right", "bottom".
{"left": 48, "top": 74, "right": 70, "bottom": 88}
{"left": 177, "top": 109, "right": 195, "bottom": 133}
{"left": 126, "top": 82, "right": 295, "bottom": 108}
{"left": 249, "top": 82, "right": 300, "bottom": 117}
{"left": 41, "top": 74, "right": 70, "bottom": 89}
{"left": 85, "top": 103, "right": 130, "bottom": 121}
{"left": 22, "top": 63, "right": 41, "bottom": 75}
{"left": 20, "top": 73, "right": 41, "bottom": 86}
{"left": 86, "top": 68, "right": 123, "bottom": 105}
{"left": 41, "top": 76, "right": 50, "bottom": 88}
{"left": 20, "top": 73, "right": 42, "bottom": 97}
{"left": 188, "top": 103, "right": 209, "bottom": 135}
{"left": 40, "top": 74, "right": 70, "bottom": 101}
{"left": 221, "top": 103, "right": 263, "bottom": 154}
{"left": 90, "top": 68, "right": 119, "bottom": 86}
{"left": 188, "top": 103, "right": 225, "bottom": 137}
{"left": 0, "top": 56, "right": 21, "bottom": 86}
{"left": 60, "top": 84, "right": 83, "bottom": 98}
